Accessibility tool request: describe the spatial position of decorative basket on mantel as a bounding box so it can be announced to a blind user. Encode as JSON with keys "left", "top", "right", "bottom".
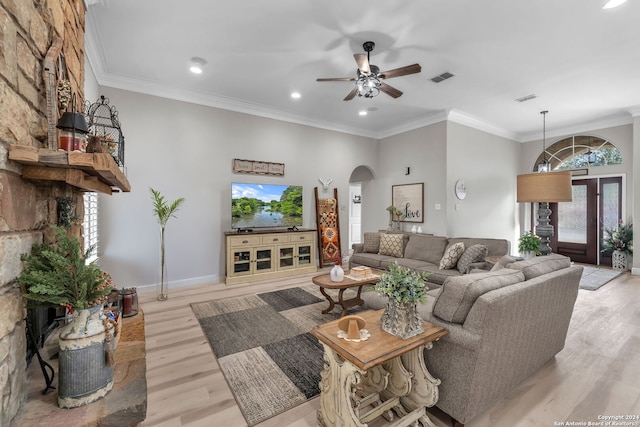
{"left": 85, "top": 96, "right": 125, "bottom": 167}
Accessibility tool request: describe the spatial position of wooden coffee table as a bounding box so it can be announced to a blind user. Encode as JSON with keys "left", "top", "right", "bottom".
{"left": 312, "top": 269, "right": 383, "bottom": 317}
{"left": 311, "top": 309, "right": 448, "bottom": 427}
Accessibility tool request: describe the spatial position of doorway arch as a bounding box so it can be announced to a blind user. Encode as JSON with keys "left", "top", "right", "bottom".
{"left": 348, "top": 166, "right": 375, "bottom": 250}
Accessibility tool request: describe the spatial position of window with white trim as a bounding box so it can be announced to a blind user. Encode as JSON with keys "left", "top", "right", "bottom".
{"left": 83, "top": 192, "right": 99, "bottom": 263}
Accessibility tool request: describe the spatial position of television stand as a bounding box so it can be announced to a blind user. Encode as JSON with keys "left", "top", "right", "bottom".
{"left": 225, "top": 228, "right": 317, "bottom": 285}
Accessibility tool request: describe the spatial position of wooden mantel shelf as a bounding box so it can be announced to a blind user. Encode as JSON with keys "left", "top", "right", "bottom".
{"left": 9, "top": 145, "right": 131, "bottom": 194}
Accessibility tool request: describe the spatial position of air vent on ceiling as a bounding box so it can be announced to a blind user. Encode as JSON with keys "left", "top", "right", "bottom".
{"left": 515, "top": 94, "right": 537, "bottom": 103}
{"left": 430, "top": 71, "right": 454, "bottom": 83}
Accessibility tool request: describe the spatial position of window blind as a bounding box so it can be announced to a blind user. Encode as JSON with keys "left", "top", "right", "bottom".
{"left": 83, "top": 192, "right": 99, "bottom": 263}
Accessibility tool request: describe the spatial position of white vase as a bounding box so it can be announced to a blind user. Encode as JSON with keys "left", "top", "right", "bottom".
{"left": 612, "top": 250, "right": 628, "bottom": 271}
{"left": 330, "top": 264, "right": 344, "bottom": 282}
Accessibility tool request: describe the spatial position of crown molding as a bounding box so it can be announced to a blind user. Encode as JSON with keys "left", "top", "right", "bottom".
{"left": 518, "top": 112, "right": 633, "bottom": 142}
{"left": 376, "top": 110, "right": 448, "bottom": 140}
{"left": 447, "top": 109, "right": 520, "bottom": 141}
{"left": 628, "top": 105, "right": 640, "bottom": 117}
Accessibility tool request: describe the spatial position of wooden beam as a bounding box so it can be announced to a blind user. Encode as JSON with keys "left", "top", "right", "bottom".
{"left": 8, "top": 145, "right": 39, "bottom": 164}
{"left": 21, "top": 166, "right": 113, "bottom": 194}
{"left": 92, "top": 153, "right": 131, "bottom": 192}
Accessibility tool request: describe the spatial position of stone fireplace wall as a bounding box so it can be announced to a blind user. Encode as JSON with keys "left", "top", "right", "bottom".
{"left": 0, "top": 0, "right": 86, "bottom": 424}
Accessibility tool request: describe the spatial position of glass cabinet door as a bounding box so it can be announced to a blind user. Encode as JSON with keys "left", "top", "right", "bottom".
{"left": 297, "top": 244, "right": 313, "bottom": 267}
{"left": 278, "top": 246, "right": 295, "bottom": 270}
{"left": 232, "top": 249, "right": 252, "bottom": 275}
{"left": 255, "top": 248, "right": 274, "bottom": 272}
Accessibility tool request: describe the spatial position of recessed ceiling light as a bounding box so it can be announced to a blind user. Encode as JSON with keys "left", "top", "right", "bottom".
{"left": 290, "top": 92, "right": 301, "bottom": 99}
{"left": 359, "top": 111, "right": 367, "bottom": 116}
{"left": 189, "top": 57, "right": 206, "bottom": 74}
{"left": 603, "top": 0, "right": 626, "bottom": 9}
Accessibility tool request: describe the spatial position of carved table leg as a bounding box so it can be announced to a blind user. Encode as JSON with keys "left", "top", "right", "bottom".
{"left": 319, "top": 287, "right": 336, "bottom": 314}
{"left": 400, "top": 343, "right": 441, "bottom": 427}
{"left": 317, "top": 343, "right": 367, "bottom": 427}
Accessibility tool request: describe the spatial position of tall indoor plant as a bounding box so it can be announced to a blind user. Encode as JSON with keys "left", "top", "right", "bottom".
{"left": 371, "top": 262, "right": 430, "bottom": 339}
{"left": 18, "top": 225, "right": 115, "bottom": 408}
{"left": 150, "top": 187, "right": 185, "bottom": 301}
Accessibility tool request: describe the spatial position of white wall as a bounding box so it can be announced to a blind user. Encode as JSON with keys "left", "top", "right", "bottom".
{"left": 446, "top": 122, "right": 521, "bottom": 247}
{"left": 366, "top": 121, "right": 448, "bottom": 236}
{"left": 95, "top": 87, "right": 377, "bottom": 289}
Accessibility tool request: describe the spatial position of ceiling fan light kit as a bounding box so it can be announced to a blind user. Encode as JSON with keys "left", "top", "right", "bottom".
{"left": 317, "top": 40, "right": 421, "bottom": 101}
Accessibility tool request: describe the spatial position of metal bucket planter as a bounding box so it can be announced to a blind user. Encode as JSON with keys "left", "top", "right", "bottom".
{"left": 58, "top": 306, "right": 114, "bottom": 408}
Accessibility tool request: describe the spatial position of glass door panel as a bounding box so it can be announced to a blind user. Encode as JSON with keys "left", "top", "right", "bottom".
{"left": 255, "top": 248, "right": 273, "bottom": 272}
{"left": 297, "top": 244, "right": 312, "bottom": 266}
{"left": 279, "top": 246, "right": 295, "bottom": 269}
{"left": 599, "top": 177, "right": 622, "bottom": 266}
{"left": 557, "top": 185, "right": 587, "bottom": 244}
{"left": 233, "top": 250, "right": 251, "bottom": 274}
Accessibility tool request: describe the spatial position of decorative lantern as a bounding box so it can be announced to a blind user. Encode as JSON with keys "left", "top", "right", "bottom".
{"left": 120, "top": 288, "right": 138, "bottom": 317}
{"left": 56, "top": 111, "right": 89, "bottom": 152}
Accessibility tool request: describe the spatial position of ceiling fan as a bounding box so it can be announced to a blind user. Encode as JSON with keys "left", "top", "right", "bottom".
{"left": 317, "top": 41, "right": 421, "bottom": 101}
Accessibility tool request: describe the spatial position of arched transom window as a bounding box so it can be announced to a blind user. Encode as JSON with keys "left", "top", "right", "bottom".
{"left": 532, "top": 135, "right": 622, "bottom": 172}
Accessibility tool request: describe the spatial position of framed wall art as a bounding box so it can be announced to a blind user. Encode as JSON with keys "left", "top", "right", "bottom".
{"left": 392, "top": 183, "right": 424, "bottom": 223}
{"left": 232, "top": 158, "right": 285, "bottom": 176}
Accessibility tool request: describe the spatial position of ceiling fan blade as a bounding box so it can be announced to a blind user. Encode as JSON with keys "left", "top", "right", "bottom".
{"left": 343, "top": 88, "right": 358, "bottom": 101}
{"left": 354, "top": 54, "right": 370, "bottom": 74}
{"left": 380, "top": 82, "right": 403, "bottom": 98}
{"left": 379, "top": 63, "right": 421, "bottom": 79}
{"left": 317, "top": 77, "right": 356, "bottom": 82}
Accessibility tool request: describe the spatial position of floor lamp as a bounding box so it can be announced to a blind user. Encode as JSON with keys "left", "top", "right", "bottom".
{"left": 517, "top": 171, "right": 572, "bottom": 255}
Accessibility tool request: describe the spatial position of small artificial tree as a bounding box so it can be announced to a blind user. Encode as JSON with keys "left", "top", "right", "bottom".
{"left": 18, "top": 225, "right": 112, "bottom": 312}
{"left": 518, "top": 231, "right": 542, "bottom": 257}
{"left": 150, "top": 187, "right": 185, "bottom": 301}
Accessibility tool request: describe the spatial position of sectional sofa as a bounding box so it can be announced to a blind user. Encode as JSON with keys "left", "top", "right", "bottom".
{"left": 349, "top": 231, "right": 510, "bottom": 285}
{"left": 361, "top": 253, "right": 582, "bottom": 426}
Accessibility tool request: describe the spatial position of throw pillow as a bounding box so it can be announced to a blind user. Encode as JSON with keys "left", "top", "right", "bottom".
{"left": 439, "top": 242, "right": 465, "bottom": 270}
{"left": 456, "top": 244, "right": 488, "bottom": 273}
{"left": 490, "top": 254, "right": 518, "bottom": 271}
{"left": 363, "top": 232, "right": 381, "bottom": 253}
{"left": 378, "top": 233, "right": 404, "bottom": 258}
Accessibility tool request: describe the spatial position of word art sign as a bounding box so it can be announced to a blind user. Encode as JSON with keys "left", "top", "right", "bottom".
{"left": 392, "top": 183, "right": 424, "bottom": 223}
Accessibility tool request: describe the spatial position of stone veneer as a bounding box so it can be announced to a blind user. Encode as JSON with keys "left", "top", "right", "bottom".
{"left": 0, "top": 0, "right": 86, "bottom": 424}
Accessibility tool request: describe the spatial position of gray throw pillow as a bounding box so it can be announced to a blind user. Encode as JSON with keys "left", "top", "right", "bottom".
{"left": 456, "top": 244, "right": 488, "bottom": 273}
{"left": 490, "top": 254, "right": 518, "bottom": 271}
{"left": 363, "top": 232, "right": 381, "bottom": 253}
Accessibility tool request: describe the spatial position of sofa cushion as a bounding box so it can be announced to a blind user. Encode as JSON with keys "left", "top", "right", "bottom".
{"left": 404, "top": 235, "right": 449, "bottom": 264}
{"left": 439, "top": 242, "right": 465, "bottom": 269}
{"left": 432, "top": 269, "right": 525, "bottom": 324}
{"left": 363, "top": 232, "right": 381, "bottom": 253}
{"left": 506, "top": 253, "right": 571, "bottom": 280}
{"left": 448, "top": 237, "right": 510, "bottom": 257}
{"left": 349, "top": 252, "right": 395, "bottom": 269}
{"left": 456, "top": 244, "right": 488, "bottom": 273}
{"left": 378, "top": 233, "right": 405, "bottom": 257}
{"left": 387, "top": 258, "right": 433, "bottom": 271}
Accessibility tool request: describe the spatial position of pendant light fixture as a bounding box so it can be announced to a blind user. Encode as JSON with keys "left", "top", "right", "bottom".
{"left": 537, "top": 110, "right": 551, "bottom": 172}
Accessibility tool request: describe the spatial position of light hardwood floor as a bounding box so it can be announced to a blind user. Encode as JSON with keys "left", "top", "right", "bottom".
{"left": 139, "top": 268, "right": 640, "bottom": 427}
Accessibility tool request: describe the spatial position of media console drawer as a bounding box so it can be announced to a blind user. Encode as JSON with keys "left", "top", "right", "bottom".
{"left": 262, "top": 234, "right": 289, "bottom": 244}
{"left": 228, "top": 235, "right": 261, "bottom": 247}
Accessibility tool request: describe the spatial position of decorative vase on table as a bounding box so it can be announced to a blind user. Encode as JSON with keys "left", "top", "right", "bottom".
{"left": 58, "top": 305, "right": 115, "bottom": 408}
{"left": 612, "top": 250, "right": 628, "bottom": 271}
{"left": 380, "top": 299, "right": 424, "bottom": 339}
{"left": 330, "top": 263, "right": 344, "bottom": 282}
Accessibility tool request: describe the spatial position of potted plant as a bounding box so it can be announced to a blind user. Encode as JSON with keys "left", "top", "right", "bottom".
{"left": 17, "top": 225, "right": 115, "bottom": 408}
{"left": 371, "top": 262, "right": 430, "bottom": 339}
{"left": 518, "top": 231, "right": 541, "bottom": 259}
{"left": 150, "top": 187, "right": 185, "bottom": 301}
{"left": 602, "top": 220, "right": 633, "bottom": 271}
{"left": 386, "top": 205, "right": 403, "bottom": 231}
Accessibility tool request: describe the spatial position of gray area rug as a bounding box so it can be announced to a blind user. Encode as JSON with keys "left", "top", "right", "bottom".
{"left": 191, "top": 285, "right": 360, "bottom": 426}
{"left": 579, "top": 266, "right": 623, "bottom": 290}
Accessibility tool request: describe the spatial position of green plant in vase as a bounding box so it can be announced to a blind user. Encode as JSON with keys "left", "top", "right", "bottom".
{"left": 150, "top": 187, "right": 185, "bottom": 301}
{"left": 371, "top": 262, "right": 430, "bottom": 339}
{"left": 518, "top": 231, "right": 541, "bottom": 258}
{"left": 386, "top": 205, "right": 403, "bottom": 231}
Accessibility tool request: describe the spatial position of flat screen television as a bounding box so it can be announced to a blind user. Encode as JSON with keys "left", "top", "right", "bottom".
{"left": 231, "top": 182, "right": 303, "bottom": 230}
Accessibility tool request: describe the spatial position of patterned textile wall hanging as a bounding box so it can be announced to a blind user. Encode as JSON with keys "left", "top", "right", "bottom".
{"left": 314, "top": 187, "right": 342, "bottom": 268}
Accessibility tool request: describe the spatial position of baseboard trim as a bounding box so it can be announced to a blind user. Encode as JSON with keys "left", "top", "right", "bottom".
{"left": 136, "top": 274, "right": 220, "bottom": 293}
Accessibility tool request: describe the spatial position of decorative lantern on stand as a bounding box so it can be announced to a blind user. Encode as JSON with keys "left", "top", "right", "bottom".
{"left": 56, "top": 95, "right": 89, "bottom": 152}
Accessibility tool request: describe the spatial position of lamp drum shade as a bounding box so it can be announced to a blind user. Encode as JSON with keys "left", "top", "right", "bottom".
{"left": 517, "top": 171, "right": 572, "bottom": 203}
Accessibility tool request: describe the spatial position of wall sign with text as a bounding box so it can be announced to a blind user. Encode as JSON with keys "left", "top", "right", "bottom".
{"left": 392, "top": 183, "right": 424, "bottom": 223}
{"left": 232, "top": 158, "right": 285, "bottom": 176}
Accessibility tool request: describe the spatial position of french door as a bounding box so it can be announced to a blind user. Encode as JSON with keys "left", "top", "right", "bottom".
{"left": 549, "top": 176, "right": 622, "bottom": 265}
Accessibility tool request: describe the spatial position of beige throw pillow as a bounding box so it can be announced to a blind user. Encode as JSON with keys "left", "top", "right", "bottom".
{"left": 363, "top": 232, "right": 381, "bottom": 253}
{"left": 439, "top": 242, "right": 465, "bottom": 270}
{"left": 378, "top": 233, "right": 404, "bottom": 258}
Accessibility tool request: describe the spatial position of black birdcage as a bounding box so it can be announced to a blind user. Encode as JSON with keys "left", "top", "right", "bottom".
{"left": 85, "top": 95, "right": 125, "bottom": 166}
